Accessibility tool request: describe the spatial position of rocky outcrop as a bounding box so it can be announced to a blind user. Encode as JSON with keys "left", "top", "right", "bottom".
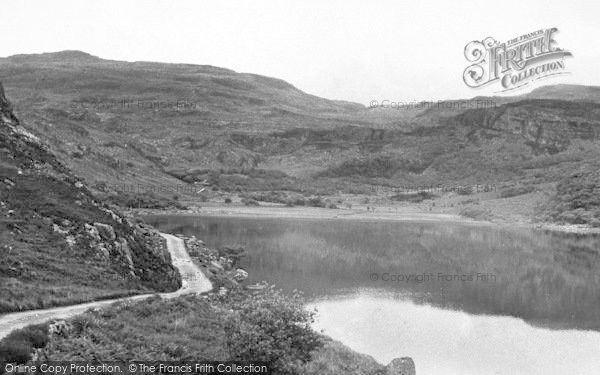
{"left": 94, "top": 222, "right": 116, "bottom": 241}
{"left": 460, "top": 100, "right": 600, "bottom": 155}
{"left": 384, "top": 357, "right": 416, "bottom": 375}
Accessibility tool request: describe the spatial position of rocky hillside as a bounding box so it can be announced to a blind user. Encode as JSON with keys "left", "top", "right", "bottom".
{"left": 0, "top": 82, "right": 181, "bottom": 313}
{"left": 1, "top": 51, "right": 599, "bottom": 224}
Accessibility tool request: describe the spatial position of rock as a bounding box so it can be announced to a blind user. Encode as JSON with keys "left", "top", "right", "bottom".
{"left": 65, "top": 235, "right": 76, "bottom": 247}
{"left": 74, "top": 181, "right": 84, "bottom": 188}
{"left": 114, "top": 238, "right": 134, "bottom": 268}
{"left": 2, "top": 178, "right": 15, "bottom": 188}
{"left": 84, "top": 223, "right": 101, "bottom": 241}
{"left": 48, "top": 320, "right": 69, "bottom": 336}
{"left": 210, "top": 260, "right": 224, "bottom": 272}
{"left": 6, "top": 266, "right": 21, "bottom": 277}
{"left": 246, "top": 281, "right": 268, "bottom": 291}
{"left": 384, "top": 357, "right": 415, "bottom": 375}
{"left": 94, "top": 222, "right": 116, "bottom": 241}
{"left": 234, "top": 268, "right": 249, "bottom": 282}
{"left": 100, "top": 207, "right": 122, "bottom": 224}
{"left": 95, "top": 244, "right": 110, "bottom": 260}
{"left": 53, "top": 223, "right": 68, "bottom": 235}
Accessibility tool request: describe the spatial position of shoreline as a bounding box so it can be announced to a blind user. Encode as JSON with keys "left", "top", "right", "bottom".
{"left": 128, "top": 204, "right": 600, "bottom": 235}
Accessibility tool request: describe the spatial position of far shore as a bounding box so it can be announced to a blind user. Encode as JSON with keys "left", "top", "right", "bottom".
{"left": 129, "top": 204, "right": 600, "bottom": 235}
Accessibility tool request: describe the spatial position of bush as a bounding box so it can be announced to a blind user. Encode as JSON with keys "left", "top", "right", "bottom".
{"left": 500, "top": 185, "right": 535, "bottom": 198}
{"left": 241, "top": 198, "right": 259, "bottom": 206}
{"left": 0, "top": 323, "right": 49, "bottom": 367}
{"left": 538, "top": 170, "right": 600, "bottom": 227}
{"left": 104, "top": 191, "right": 187, "bottom": 210}
{"left": 294, "top": 198, "right": 306, "bottom": 206}
{"left": 391, "top": 191, "right": 437, "bottom": 203}
{"left": 224, "top": 198, "right": 232, "bottom": 204}
{"left": 307, "top": 197, "right": 326, "bottom": 208}
{"left": 459, "top": 207, "right": 494, "bottom": 221}
{"left": 221, "top": 288, "right": 322, "bottom": 375}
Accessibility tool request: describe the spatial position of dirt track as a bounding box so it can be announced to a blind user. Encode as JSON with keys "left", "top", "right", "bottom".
{"left": 0, "top": 233, "right": 212, "bottom": 339}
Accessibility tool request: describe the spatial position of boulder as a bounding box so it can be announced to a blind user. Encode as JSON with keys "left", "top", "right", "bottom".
{"left": 114, "top": 238, "right": 134, "bottom": 268}
{"left": 234, "top": 268, "right": 249, "bottom": 282}
{"left": 53, "top": 223, "right": 68, "bottom": 235}
{"left": 210, "top": 260, "right": 224, "bottom": 272}
{"left": 384, "top": 357, "right": 415, "bottom": 375}
{"left": 94, "top": 222, "right": 116, "bottom": 241}
{"left": 65, "top": 235, "right": 76, "bottom": 247}
{"left": 48, "top": 320, "right": 69, "bottom": 337}
{"left": 84, "top": 223, "right": 101, "bottom": 241}
{"left": 95, "top": 244, "right": 110, "bottom": 260}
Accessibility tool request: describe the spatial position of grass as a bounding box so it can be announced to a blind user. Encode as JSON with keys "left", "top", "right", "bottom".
{"left": 0, "top": 292, "right": 386, "bottom": 375}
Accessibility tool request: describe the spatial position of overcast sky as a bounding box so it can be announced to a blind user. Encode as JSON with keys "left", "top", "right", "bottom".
{"left": 1, "top": 0, "right": 598, "bottom": 104}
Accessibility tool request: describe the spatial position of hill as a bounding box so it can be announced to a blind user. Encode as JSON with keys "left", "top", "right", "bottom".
{"left": 1, "top": 51, "right": 599, "bottom": 225}
{"left": 0, "top": 82, "right": 181, "bottom": 313}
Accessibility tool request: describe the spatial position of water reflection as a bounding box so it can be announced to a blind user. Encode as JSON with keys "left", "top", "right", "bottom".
{"left": 147, "top": 215, "right": 600, "bottom": 330}
{"left": 309, "top": 292, "right": 600, "bottom": 375}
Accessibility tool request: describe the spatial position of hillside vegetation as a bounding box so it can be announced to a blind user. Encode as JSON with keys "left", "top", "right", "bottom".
{"left": 0, "top": 82, "right": 181, "bottom": 313}
{"left": 538, "top": 170, "right": 600, "bottom": 227}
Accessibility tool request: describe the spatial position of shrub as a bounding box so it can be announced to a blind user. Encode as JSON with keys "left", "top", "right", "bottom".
{"left": 241, "top": 198, "right": 259, "bottom": 206}
{"left": 0, "top": 323, "right": 49, "bottom": 367}
{"left": 391, "top": 191, "right": 437, "bottom": 203}
{"left": 293, "top": 198, "right": 306, "bottom": 206}
{"left": 224, "top": 198, "right": 232, "bottom": 204}
{"left": 538, "top": 170, "right": 600, "bottom": 227}
{"left": 500, "top": 185, "right": 535, "bottom": 198}
{"left": 221, "top": 288, "right": 322, "bottom": 375}
{"left": 307, "top": 197, "right": 326, "bottom": 208}
{"left": 459, "top": 207, "right": 494, "bottom": 221}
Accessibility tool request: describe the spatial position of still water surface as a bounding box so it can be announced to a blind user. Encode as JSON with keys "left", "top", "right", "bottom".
{"left": 148, "top": 215, "right": 600, "bottom": 374}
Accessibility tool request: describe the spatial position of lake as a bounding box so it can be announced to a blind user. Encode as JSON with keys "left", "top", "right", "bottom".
{"left": 147, "top": 215, "right": 600, "bottom": 374}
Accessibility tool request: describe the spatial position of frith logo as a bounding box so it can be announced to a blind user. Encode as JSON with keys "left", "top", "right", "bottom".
{"left": 463, "top": 28, "right": 573, "bottom": 92}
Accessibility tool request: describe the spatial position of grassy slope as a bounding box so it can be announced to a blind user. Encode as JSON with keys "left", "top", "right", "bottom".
{"left": 0, "top": 83, "right": 181, "bottom": 313}
{"left": 0, "top": 293, "right": 383, "bottom": 375}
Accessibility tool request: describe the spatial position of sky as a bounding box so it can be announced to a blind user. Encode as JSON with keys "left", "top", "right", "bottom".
{"left": 1, "top": 0, "right": 598, "bottom": 104}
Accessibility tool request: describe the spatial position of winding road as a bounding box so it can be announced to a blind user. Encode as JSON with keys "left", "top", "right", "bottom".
{"left": 0, "top": 233, "right": 213, "bottom": 339}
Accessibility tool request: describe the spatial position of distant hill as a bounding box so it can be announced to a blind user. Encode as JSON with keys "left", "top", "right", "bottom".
{"left": 526, "top": 84, "right": 600, "bottom": 102}
{"left": 1, "top": 51, "right": 599, "bottom": 224}
{"left": 0, "top": 82, "right": 181, "bottom": 313}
